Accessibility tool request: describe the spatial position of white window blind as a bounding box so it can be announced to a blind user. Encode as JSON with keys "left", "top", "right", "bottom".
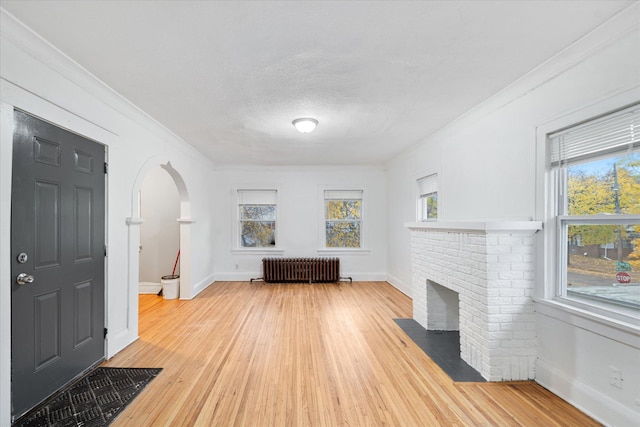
{"left": 324, "top": 190, "right": 362, "bottom": 200}
{"left": 550, "top": 104, "right": 640, "bottom": 166}
{"left": 417, "top": 174, "right": 437, "bottom": 195}
{"left": 237, "top": 189, "right": 276, "bottom": 205}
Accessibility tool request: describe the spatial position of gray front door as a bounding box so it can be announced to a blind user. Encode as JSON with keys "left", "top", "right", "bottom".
{"left": 11, "top": 110, "right": 106, "bottom": 419}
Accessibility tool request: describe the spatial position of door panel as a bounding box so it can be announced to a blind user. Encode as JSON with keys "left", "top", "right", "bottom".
{"left": 11, "top": 110, "right": 105, "bottom": 419}
{"left": 34, "top": 180, "right": 61, "bottom": 269}
{"left": 74, "top": 280, "right": 94, "bottom": 347}
{"left": 34, "top": 290, "right": 61, "bottom": 370}
{"left": 74, "top": 186, "right": 94, "bottom": 262}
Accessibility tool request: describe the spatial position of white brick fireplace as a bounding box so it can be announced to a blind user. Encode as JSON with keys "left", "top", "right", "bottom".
{"left": 406, "top": 221, "right": 542, "bottom": 381}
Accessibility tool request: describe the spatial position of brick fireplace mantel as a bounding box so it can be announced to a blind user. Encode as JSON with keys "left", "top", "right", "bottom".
{"left": 406, "top": 221, "right": 543, "bottom": 233}
{"left": 405, "top": 220, "right": 542, "bottom": 381}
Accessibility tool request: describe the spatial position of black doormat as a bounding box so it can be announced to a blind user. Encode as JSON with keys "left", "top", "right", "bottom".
{"left": 394, "top": 318, "right": 485, "bottom": 382}
{"left": 13, "top": 367, "right": 162, "bottom": 427}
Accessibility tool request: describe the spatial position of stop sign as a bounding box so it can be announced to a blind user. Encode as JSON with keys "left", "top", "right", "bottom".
{"left": 616, "top": 272, "right": 631, "bottom": 284}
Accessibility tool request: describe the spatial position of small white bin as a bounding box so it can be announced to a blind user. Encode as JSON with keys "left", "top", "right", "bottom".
{"left": 161, "top": 275, "right": 180, "bottom": 300}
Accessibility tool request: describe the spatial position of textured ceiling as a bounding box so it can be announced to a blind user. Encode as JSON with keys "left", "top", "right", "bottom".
{"left": 1, "top": 1, "right": 635, "bottom": 166}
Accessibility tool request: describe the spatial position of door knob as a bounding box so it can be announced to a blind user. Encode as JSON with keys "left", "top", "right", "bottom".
{"left": 16, "top": 273, "right": 34, "bottom": 285}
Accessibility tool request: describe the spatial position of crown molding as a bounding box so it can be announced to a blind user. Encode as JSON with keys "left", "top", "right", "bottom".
{"left": 0, "top": 8, "right": 215, "bottom": 170}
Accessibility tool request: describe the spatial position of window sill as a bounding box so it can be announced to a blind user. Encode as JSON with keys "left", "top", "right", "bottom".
{"left": 317, "top": 248, "right": 371, "bottom": 255}
{"left": 231, "top": 248, "right": 284, "bottom": 256}
{"left": 534, "top": 297, "right": 640, "bottom": 348}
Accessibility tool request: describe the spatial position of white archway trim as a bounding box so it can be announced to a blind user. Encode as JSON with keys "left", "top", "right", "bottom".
{"left": 128, "top": 155, "right": 195, "bottom": 325}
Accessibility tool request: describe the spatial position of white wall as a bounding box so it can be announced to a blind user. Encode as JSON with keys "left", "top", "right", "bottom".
{"left": 212, "top": 166, "right": 387, "bottom": 281}
{"left": 139, "top": 166, "right": 181, "bottom": 283}
{"left": 386, "top": 5, "right": 639, "bottom": 426}
{"left": 0, "top": 9, "right": 217, "bottom": 424}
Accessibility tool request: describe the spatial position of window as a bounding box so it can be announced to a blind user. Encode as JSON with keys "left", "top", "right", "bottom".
{"left": 237, "top": 189, "right": 277, "bottom": 248}
{"left": 417, "top": 174, "right": 438, "bottom": 221}
{"left": 324, "top": 190, "right": 362, "bottom": 248}
{"left": 549, "top": 104, "right": 640, "bottom": 313}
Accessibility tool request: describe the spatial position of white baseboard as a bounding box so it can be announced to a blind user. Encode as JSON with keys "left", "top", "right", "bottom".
{"left": 107, "top": 328, "right": 138, "bottom": 359}
{"left": 190, "top": 273, "right": 217, "bottom": 298}
{"left": 138, "top": 282, "right": 161, "bottom": 294}
{"left": 536, "top": 358, "right": 639, "bottom": 427}
{"left": 213, "top": 272, "right": 387, "bottom": 282}
{"left": 347, "top": 272, "right": 387, "bottom": 281}
{"left": 386, "top": 274, "right": 411, "bottom": 297}
{"left": 214, "top": 272, "right": 262, "bottom": 282}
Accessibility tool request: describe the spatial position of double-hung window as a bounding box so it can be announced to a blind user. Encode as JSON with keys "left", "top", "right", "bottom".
{"left": 324, "top": 190, "right": 362, "bottom": 248}
{"left": 417, "top": 174, "right": 438, "bottom": 221}
{"left": 549, "top": 104, "right": 640, "bottom": 314}
{"left": 237, "top": 189, "right": 277, "bottom": 248}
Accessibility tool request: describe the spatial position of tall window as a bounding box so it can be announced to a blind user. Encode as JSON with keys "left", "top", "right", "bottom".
{"left": 238, "top": 190, "right": 277, "bottom": 248}
{"left": 549, "top": 104, "right": 639, "bottom": 313}
{"left": 417, "top": 174, "right": 438, "bottom": 221}
{"left": 324, "top": 190, "right": 362, "bottom": 248}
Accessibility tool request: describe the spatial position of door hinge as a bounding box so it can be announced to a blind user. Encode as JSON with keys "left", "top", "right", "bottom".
{"left": 104, "top": 162, "right": 108, "bottom": 174}
{"left": 104, "top": 245, "right": 107, "bottom": 257}
{"left": 104, "top": 328, "right": 108, "bottom": 339}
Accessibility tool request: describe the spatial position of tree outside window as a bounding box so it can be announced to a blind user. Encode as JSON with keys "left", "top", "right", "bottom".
{"left": 324, "top": 191, "right": 362, "bottom": 248}
{"left": 238, "top": 190, "right": 277, "bottom": 248}
{"left": 551, "top": 104, "right": 640, "bottom": 311}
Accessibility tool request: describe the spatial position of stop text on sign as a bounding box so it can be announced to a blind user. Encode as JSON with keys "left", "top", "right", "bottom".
{"left": 616, "top": 272, "right": 631, "bottom": 284}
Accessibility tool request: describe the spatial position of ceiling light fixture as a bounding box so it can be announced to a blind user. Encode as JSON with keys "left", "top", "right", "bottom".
{"left": 292, "top": 118, "right": 318, "bottom": 133}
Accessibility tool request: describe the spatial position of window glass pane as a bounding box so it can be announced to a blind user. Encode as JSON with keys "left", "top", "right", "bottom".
{"left": 566, "top": 223, "right": 640, "bottom": 309}
{"left": 240, "top": 221, "right": 275, "bottom": 247}
{"left": 325, "top": 221, "right": 361, "bottom": 248}
{"left": 567, "top": 151, "right": 640, "bottom": 216}
{"left": 325, "top": 200, "right": 361, "bottom": 220}
{"left": 240, "top": 205, "right": 276, "bottom": 220}
{"left": 419, "top": 192, "right": 438, "bottom": 220}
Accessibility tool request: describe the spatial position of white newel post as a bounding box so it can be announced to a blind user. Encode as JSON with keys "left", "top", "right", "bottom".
{"left": 406, "top": 221, "right": 542, "bottom": 381}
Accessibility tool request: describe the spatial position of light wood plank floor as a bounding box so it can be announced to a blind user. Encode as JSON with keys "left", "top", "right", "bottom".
{"left": 105, "top": 281, "right": 600, "bottom": 426}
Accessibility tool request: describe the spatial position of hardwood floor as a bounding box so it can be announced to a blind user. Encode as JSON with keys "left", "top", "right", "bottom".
{"left": 105, "top": 281, "right": 599, "bottom": 426}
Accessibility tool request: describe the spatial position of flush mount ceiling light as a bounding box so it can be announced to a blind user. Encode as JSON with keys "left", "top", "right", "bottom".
{"left": 292, "top": 118, "right": 318, "bottom": 133}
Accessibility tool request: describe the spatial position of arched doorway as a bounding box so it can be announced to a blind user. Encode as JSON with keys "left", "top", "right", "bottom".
{"left": 124, "top": 159, "right": 193, "bottom": 347}
{"left": 139, "top": 165, "right": 180, "bottom": 295}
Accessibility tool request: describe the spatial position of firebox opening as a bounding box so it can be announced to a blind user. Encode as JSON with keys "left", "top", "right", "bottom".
{"left": 427, "top": 279, "right": 459, "bottom": 331}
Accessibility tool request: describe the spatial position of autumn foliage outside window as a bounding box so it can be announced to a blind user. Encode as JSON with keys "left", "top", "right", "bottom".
{"left": 238, "top": 190, "right": 276, "bottom": 248}
{"left": 324, "top": 190, "right": 362, "bottom": 248}
{"left": 417, "top": 174, "right": 438, "bottom": 221}
{"left": 551, "top": 104, "right": 639, "bottom": 311}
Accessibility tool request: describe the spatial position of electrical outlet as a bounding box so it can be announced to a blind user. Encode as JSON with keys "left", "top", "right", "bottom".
{"left": 609, "top": 366, "right": 623, "bottom": 389}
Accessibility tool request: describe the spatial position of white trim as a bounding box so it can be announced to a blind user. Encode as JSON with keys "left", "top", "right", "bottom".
{"left": 230, "top": 248, "right": 285, "bottom": 256}
{"left": 536, "top": 90, "right": 640, "bottom": 314}
{"left": 231, "top": 185, "right": 280, "bottom": 251}
{"left": 0, "top": 9, "right": 214, "bottom": 167}
{"left": 0, "top": 103, "right": 14, "bottom": 426}
{"left": 536, "top": 358, "right": 639, "bottom": 427}
{"left": 405, "top": 221, "right": 542, "bottom": 233}
{"left": 214, "top": 272, "right": 262, "bottom": 282}
{"left": 319, "top": 185, "right": 368, "bottom": 250}
{"left": 535, "top": 299, "right": 639, "bottom": 346}
{"left": 108, "top": 328, "right": 138, "bottom": 359}
{"left": 317, "top": 248, "right": 371, "bottom": 255}
{"left": 189, "top": 272, "right": 216, "bottom": 299}
{"left": 138, "top": 282, "right": 162, "bottom": 295}
{"left": 386, "top": 2, "right": 640, "bottom": 166}
{"left": 385, "top": 274, "right": 411, "bottom": 298}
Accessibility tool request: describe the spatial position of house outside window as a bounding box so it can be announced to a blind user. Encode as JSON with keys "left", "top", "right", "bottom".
{"left": 238, "top": 189, "right": 277, "bottom": 248}
{"left": 324, "top": 190, "right": 362, "bottom": 248}
{"left": 548, "top": 104, "right": 640, "bottom": 315}
{"left": 417, "top": 173, "right": 438, "bottom": 221}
